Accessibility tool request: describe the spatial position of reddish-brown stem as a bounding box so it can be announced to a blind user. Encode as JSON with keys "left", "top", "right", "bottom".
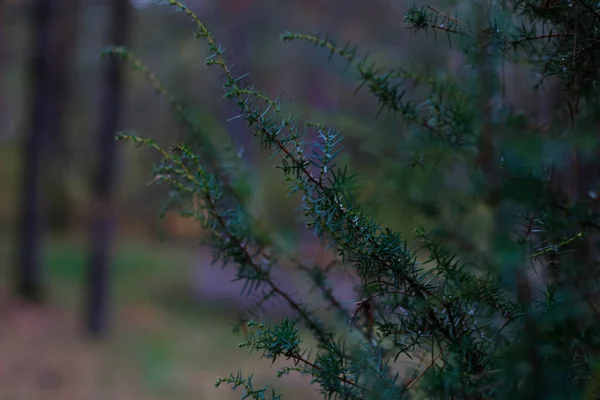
{"left": 286, "top": 351, "right": 369, "bottom": 392}
{"left": 405, "top": 345, "right": 448, "bottom": 390}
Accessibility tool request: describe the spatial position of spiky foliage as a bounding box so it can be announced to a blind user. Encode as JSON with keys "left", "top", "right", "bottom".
{"left": 113, "top": 0, "right": 600, "bottom": 398}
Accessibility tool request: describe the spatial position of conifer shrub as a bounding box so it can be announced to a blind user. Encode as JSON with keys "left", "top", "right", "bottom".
{"left": 111, "top": 0, "right": 600, "bottom": 398}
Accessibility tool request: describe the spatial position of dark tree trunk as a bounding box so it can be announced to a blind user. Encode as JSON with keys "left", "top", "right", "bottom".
{"left": 0, "top": 3, "right": 5, "bottom": 134}
{"left": 84, "top": 0, "right": 131, "bottom": 338}
{"left": 221, "top": 0, "right": 255, "bottom": 165}
{"left": 13, "top": 0, "right": 54, "bottom": 303}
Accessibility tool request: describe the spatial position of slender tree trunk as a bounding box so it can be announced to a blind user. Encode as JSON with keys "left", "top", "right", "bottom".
{"left": 84, "top": 0, "right": 131, "bottom": 338}
{"left": 13, "top": 0, "right": 53, "bottom": 303}
{"left": 221, "top": 0, "right": 255, "bottom": 165}
{"left": 0, "top": 4, "right": 4, "bottom": 131}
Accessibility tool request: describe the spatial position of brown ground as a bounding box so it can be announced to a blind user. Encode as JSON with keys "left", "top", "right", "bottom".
{"left": 0, "top": 290, "right": 319, "bottom": 400}
{"left": 0, "top": 234, "right": 416, "bottom": 399}
{"left": 0, "top": 231, "right": 323, "bottom": 400}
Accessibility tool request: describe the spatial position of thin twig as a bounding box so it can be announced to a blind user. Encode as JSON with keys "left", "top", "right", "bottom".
{"left": 405, "top": 345, "right": 448, "bottom": 390}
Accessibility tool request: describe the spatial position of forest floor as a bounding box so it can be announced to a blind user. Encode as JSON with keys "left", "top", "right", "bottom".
{"left": 0, "top": 236, "right": 319, "bottom": 400}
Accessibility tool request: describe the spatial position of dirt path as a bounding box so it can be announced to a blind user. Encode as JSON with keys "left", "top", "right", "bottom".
{"left": 0, "top": 291, "right": 318, "bottom": 400}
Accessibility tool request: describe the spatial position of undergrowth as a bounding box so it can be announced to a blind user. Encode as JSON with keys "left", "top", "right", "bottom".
{"left": 111, "top": 0, "right": 600, "bottom": 398}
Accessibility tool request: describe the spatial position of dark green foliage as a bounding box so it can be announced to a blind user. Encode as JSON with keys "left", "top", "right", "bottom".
{"left": 114, "top": 0, "right": 600, "bottom": 398}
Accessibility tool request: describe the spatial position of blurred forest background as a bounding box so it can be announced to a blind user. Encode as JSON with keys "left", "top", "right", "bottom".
{"left": 0, "top": 0, "right": 507, "bottom": 398}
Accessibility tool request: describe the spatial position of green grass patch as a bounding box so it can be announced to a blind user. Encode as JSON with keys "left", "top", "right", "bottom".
{"left": 39, "top": 237, "right": 190, "bottom": 301}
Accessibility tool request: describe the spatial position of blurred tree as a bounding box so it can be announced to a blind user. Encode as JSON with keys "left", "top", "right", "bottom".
{"left": 83, "top": 0, "right": 131, "bottom": 338}
{"left": 218, "top": 0, "right": 255, "bottom": 165}
{"left": 13, "top": 0, "right": 54, "bottom": 302}
{"left": 0, "top": 3, "right": 4, "bottom": 132}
